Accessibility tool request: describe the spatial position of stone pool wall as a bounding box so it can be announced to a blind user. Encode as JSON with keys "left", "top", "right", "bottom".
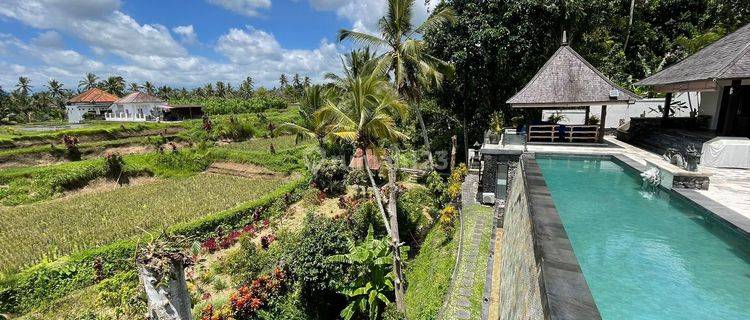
{"left": 498, "top": 162, "right": 544, "bottom": 320}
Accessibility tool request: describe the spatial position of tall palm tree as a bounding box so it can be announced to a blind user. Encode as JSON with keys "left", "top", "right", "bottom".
{"left": 101, "top": 76, "right": 126, "bottom": 97}
{"left": 79, "top": 73, "right": 98, "bottom": 91}
{"left": 128, "top": 82, "right": 140, "bottom": 93}
{"left": 15, "top": 77, "right": 31, "bottom": 96}
{"left": 338, "top": 0, "right": 455, "bottom": 168}
{"left": 143, "top": 81, "right": 155, "bottom": 95}
{"left": 317, "top": 56, "right": 410, "bottom": 311}
{"left": 276, "top": 85, "right": 334, "bottom": 153}
{"left": 46, "top": 79, "right": 66, "bottom": 108}
{"left": 239, "top": 76, "right": 254, "bottom": 99}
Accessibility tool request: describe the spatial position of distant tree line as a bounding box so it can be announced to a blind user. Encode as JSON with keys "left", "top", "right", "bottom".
{"left": 0, "top": 72, "right": 313, "bottom": 124}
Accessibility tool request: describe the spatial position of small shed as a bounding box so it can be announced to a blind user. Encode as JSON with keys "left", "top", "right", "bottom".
{"left": 349, "top": 148, "right": 382, "bottom": 171}
{"left": 507, "top": 34, "right": 640, "bottom": 142}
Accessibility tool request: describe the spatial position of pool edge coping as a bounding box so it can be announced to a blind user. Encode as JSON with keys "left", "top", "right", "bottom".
{"left": 520, "top": 154, "right": 603, "bottom": 320}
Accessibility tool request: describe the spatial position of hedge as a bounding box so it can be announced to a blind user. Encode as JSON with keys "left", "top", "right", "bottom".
{"left": 0, "top": 175, "right": 309, "bottom": 314}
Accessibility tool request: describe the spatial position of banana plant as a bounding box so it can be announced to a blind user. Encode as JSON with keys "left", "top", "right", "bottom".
{"left": 328, "top": 226, "right": 409, "bottom": 320}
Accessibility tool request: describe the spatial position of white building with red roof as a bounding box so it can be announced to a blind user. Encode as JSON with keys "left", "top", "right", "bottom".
{"left": 65, "top": 88, "right": 119, "bottom": 123}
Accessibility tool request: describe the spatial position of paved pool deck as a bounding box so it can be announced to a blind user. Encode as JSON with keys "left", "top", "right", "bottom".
{"left": 482, "top": 135, "right": 750, "bottom": 220}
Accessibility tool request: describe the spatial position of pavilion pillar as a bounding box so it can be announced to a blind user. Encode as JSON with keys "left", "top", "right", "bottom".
{"left": 584, "top": 106, "right": 590, "bottom": 125}
{"left": 598, "top": 105, "right": 607, "bottom": 142}
{"left": 661, "top": 92, "right": 673, "bottom": 127}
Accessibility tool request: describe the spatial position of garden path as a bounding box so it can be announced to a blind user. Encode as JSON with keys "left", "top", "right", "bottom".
{"left": 441, "top": 173, "right": 494, "bottom": 320}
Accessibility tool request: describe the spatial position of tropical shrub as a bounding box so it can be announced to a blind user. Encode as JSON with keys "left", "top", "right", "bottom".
{"left": 328, "top": 226, "right": 408, "bottom": 320}
{"left": 200, "top": 267, "right": 289, "bottom": 320}
{"left": 349, "top": 200, "right": 387, "bottom": 240}
{"left": 103, "top": 153, "right": 125, "bottom": 182}
{"left": 425, "top": 170, "right": 448, "bottom": 208}
{"left": 287, "top": 213, "right": 351, "bottom": 316}
{"left": 439, "top": 205, "right": 458, "bottom": 233}
{"left": 396, "top": 187, "right": 434, "bottom": 243}
{"left": 346, "top": 169, "right": 369, "bottom": 198}
{"left": 96, "top": 271, "right": 147, "bottom": 318}
{"left": 312, "top": 159, "right": 349, "bottom": 196}
{"left": 62, "top": 134, "right": 81, "bottom": 161}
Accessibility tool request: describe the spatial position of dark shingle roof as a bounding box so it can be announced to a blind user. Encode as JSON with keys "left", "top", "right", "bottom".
{"left": 636, "top": 23, "right": 750, "bottom": 86}
{"left": 67, "top": 88, "right": 118, "bottom": 105}
{"left": 507, "top": 45, "right": 639, "bottom": 107}
{"left": 114, "top": 92, "right": 165, "bottom": 104}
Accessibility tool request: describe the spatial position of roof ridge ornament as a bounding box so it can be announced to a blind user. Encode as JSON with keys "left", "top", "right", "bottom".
{"left": 562, "top": 30, "right": 567, "bottom": 46}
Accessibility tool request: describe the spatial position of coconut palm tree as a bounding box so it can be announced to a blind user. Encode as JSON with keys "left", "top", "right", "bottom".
{"left": 46, "top": 79, "right": 66, "bottom": 109}
{"left": 317, "top": 56, "right": 410, "bottom": 311}
{"left": 15, "top": 77, "right": 31, "bottom": 96}
{"left": 101, "top": 76, "right": 126, "bottom": 97}
{"left": 338, "top": 0, "right": 455, "bottom": 168}
{"left": 276, "top": 85, "right": 334, "bottom": 153}
{"left": 79, "top": 73, "right": 98, "bottom": 91}
{"left": 128, "top": 82, "right": 140, "bottom": 93}
{"left": 143, "top": 81, "right": 155, "bottom": 95}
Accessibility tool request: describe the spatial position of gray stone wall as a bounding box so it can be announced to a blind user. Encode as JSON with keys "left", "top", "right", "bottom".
{"left": 498, "top": 163, "right": 544, "bottom": 320}
{"left": 673, "top": 175, "right": 710, "bottom": 190}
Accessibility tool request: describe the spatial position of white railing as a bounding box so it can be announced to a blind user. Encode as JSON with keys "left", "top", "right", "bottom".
{"left": 105, "top": 112, "right": 149, "bottom": 122}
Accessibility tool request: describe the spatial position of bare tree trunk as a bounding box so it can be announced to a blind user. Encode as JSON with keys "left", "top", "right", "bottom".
{"left": 362, "top": 149, "right": 392, "bottom": 237}
{"left": 624, "top": 0, "right": 635, "bottom": 50}
{"left": 413, "top": 102, "right": 435, "bottom": 169}
{"left": 385, "top": 153, "right": 405, "bottom": 311}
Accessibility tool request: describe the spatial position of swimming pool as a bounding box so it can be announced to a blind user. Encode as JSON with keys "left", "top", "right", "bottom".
{"left": 536, "top": 155, "right": 750, "bottom": 320}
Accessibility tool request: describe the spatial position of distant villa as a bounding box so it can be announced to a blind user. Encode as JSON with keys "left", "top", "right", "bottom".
{"left": 66, "top": 88, "right": 203, "bottom": 123}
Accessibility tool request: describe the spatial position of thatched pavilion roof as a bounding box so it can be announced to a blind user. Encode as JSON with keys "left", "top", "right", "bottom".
{"left": 507, "top": 44, "right": 639, "bottom": 108}
{"left": 636, "top": 23, "right": 750, "bottom": 92}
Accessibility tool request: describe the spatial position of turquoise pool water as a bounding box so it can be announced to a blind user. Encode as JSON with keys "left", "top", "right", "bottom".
{"left": 536, "top": 156, "right": 750, "bottom": 320}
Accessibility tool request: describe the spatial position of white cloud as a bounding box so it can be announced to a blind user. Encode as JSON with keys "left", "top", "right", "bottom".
{"left": 30, "top": 31, "right": 65, "bottom": 49}
{"left": 0, "top": 0, "right": 343, "bottom": 89}
{"left": 215, "top": 27, "right": 341, "bottom": 86}
{"left": 172, "top": 25, "right": 198, "bottom": 44}
{"left": 207, "top": 0, "right": 271, "bottom": 17}
{"left": 0, "top": 0, "right": 187, "bottom": 60}
{"left": 309, "top": 0, "right": 437, "bottom": 36}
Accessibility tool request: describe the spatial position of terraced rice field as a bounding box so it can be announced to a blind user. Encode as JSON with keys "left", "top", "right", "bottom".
{"left": 0, "top": 173, "right": 289, "bottom": 272}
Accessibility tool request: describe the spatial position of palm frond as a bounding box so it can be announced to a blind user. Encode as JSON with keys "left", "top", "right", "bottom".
{"left": 415, "top": 6, "right": 456, "bottom": 34}
{"left": 338, "top": 29, "right": 386, "bottom": 48}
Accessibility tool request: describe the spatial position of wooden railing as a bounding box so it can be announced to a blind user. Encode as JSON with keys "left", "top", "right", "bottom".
{"left": 527, "top": 124, "right": 599, "bottom": 143}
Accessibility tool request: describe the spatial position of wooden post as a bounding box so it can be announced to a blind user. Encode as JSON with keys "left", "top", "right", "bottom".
{"left": 661, "top": 92, "right": 673, "bottom": 126}
{"left": 584, "top": 106, "right": 590, "bottom": 125}
{"left": 599, "top": 105, "right": 607, "bottom": 142}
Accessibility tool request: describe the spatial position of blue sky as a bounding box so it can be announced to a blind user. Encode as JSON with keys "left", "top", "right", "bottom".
{"left": 0, "top": 0, "right": 436, "bottom": 90}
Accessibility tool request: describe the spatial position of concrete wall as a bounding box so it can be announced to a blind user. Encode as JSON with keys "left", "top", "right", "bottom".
{"left": 498, "top": 162, "right": 544, "bottom": 320}
{"left": 542, "top": 92, "right": 699, "bottom": 128}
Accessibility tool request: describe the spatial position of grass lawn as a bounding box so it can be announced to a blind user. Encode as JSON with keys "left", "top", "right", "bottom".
{"left": 404, "top": 221, "right": 458, "bottom": 320}
{"left": 0, "top": 173, "right": 289, "bottom": 273}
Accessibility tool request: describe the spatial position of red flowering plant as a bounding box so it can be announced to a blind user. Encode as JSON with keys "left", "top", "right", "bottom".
{"left": 230, "top": 266, "right": 288, "bottom": 319}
